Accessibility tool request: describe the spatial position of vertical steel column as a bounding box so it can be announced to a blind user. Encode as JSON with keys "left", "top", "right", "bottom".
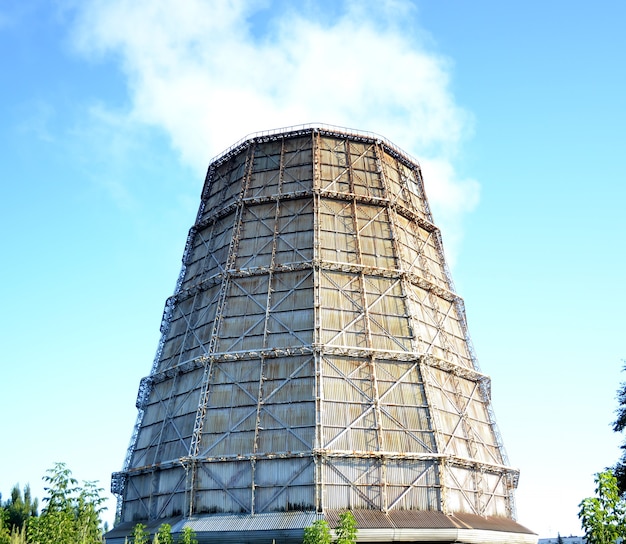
{"left": 345, "top": 139, "right": 387, "bottom": 511}
{"left": 185, "top": 144, "right": 255, "bottom": 517}
{"left": 312, "top": 130, "right": 325, "bottom": 512}
{"left": 418, "top": 360, "right": 448, "bottom": 513}
{"left": 251, "top": 137, "right": 286, "bottom": 514}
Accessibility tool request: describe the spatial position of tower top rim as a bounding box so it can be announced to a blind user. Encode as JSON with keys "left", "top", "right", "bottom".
{"left": 207, "top": 123, "right": 422, "bottom": 171}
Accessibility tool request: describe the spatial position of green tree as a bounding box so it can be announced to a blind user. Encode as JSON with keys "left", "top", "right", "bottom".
{"left": 613, "top": 361, "right": 626, "bottom": 494}
{"left": 0, "top": 506, "right": 28, "bottom": 544}
{"left": 28, "top": 463, "right": 78, "bottom": 544}
{"left": 8, "top": 524, "right": 27, "bottom": 544}
{"left": 0, "top": 507, "right": 10, "bottom": 544}
{"left": 130, "top": 523, "right": 149, "bottom": 544}
{"left": 76, "top": 481, "right": 106, "bottom": 544}
{"left": 154, "top": 523, "right": 173, "bottom": 544}
{"left": 334, "top": 512, "right": 357, "bottom": 544}
{"left": 557, "top": 533, "right": 564, "bottom": 544}
{"left": 179, "top": 526, "right": 198, "bottom": 544}
{"left": 579, "top": 470, "right": 626, "bottom": 544}
{"left": 28, "top": 463, "right": 106, "bottom": 544}
{"left": 3, "top": 484, "right": 38, "bottom": 535}
{"left": 303, "top": 520, "right": 331, "bottom": 544}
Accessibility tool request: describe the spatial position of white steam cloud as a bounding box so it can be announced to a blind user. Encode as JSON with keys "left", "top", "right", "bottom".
{"left": 70, "top": 0, "right": 479, "bottom": 261}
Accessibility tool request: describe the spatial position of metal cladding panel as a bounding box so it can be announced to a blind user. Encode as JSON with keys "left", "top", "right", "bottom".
{"left": 151, "top": 468, "right": 187, "bottom": 517}
{"left": 131, "top": 407, "right": 194, "bottom": 468}
{"left": 380, "top": 411, "right": 434, "bottom": 452}
{"left": 394, "top": 214, "right": 449, "bottom": 288}
{"left": 198, "top": 460, "right": 251, "bottom": 488}
{"left": 195, "top": 460, "right": 252, "bottom": 512}
{"left": 318, "top": 200, "right": 396, "bottom": 269}
{"left": 425, "top": 366, "right": 504, "bottom": 466}
{"left": 319, "top": 354, "right": 437, "bottom": 455}
{"left": 201, "top": 154, "right": 246, "bottom": 219}
{"left": 157, "top": 286, "right": 221, "bottom": 371}
{"left": 256, "top": 419, "right": 314, "bottom": 452}
{"left": 407, "top": 282, "right": 473, "bottom": 367}
{"left": 180, "top": 217, "right": 234, "bottom": 292}
{"left": 318, "top": 273, "right": 412, "bottom": 351}
{"left": 215, "top": 270, "right": 314, "bottom": 353}
{"left": 191, "top": 458, "right": 317, "bottom": 515}
{"left": 195, "top": 354, "right": 316, "bottom": 460}
{"left": 235, "top": 204, "right": 276, "bottom": 267}
{"left": 384, "top": 460, "right": 440, "bottom": 511}
{"left": 381, "top": 152, "right": 430, "bottom": 220}
{"left": 364, "top": 276, "right": 412, "bottom": 351}
{"left": 254, "top": 458, "right": 315, "bottom": 512}
{"left": 444, "top": 465, "right": 510, "bottom": 517}
{"left": 322, "top": 457, "right": 385, "bottom": 510}
{"left": 114, "top": 126, "right": 523, "bottom": 538}
{"left": 274, "top": 199, "right": 314, "bottom": 262}
{"left": 318, "top": 200, "right": 358, "bottom": 264}
{"left": 122, "top": 470, "right": 185, "bottom": 522}
{"left": 356, "top": 205, "right": 396, "bottom": 268}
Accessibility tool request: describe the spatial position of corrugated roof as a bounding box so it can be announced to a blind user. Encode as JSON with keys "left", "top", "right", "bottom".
{"left": 390, "top": 510, "right": 459, "bottom": 529}
{"left": 106, "top": 509, "right": 535, "bottom": 542}
{"left": 177, "top": 511, "right": 320, "bottom": 532}
{"left": 325, "top": 509, "right": 534, "bottom": 533}
{"left": 105, "top": 516, "right": 181, "bottom": 539}
{"left": 452, "top": 512, "right": 536, "bottom": 534}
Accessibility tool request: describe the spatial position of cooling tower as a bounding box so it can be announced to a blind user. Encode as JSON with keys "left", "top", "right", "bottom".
{"left": 108, "top": 125, "right": 536, "bottom": 543}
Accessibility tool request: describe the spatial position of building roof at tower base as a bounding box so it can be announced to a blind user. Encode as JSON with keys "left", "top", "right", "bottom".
{"left": 105, "top": 510, "right": 537, "bottom": 544}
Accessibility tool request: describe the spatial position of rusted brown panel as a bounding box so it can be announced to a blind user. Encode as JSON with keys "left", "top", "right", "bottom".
{"left": 453, "top": 512, "right": 536, "bottom": 534}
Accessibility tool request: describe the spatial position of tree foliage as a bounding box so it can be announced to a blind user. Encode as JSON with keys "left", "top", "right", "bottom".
{"left": 27, "top": 462, "right": 106, "bottom": 544}
{"left": 7, "top": 524, "right": 28, "bottom": 544}
{"left": 334, "top": 511, "right": 357, "bottom": 544}
{"left": 579, "top": 470, "right": 626, "bottom": 544}
{"left": 303, "top": 520, "right": 331, "bottom": 544}
{"left": 2, "top": 485, "right": 38, "bottom": 535}
{"left": 303, "top": 512, "right": 357, "bottom": 544}
{"left": 130, "top": 523, "right": 149, "bottom": 544}
{"left": 153, "top": 523, "right": 173, "bottom": 544}
{"left": 613, "top": 362, "right": 626, "bottom": 495}
{"left": 179, "top": 526, "right": 198, "bottom": 544}
{"left": 0, "top": 508, "right": 9, "bottom": 544}
{"left": 0, "top": 484, "right": 38, "bottom": 544}
{"left": 127, "top": 522, "right": 195, "bottom": 544}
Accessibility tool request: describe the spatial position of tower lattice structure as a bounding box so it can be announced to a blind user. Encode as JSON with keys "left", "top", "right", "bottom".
{"left": 109, "top": 125, "right": 535, "bottom": 543}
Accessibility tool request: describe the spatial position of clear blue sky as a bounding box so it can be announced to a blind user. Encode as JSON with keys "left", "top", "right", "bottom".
{"left": 1, "top": 0, "right": 625, "bottom": 538}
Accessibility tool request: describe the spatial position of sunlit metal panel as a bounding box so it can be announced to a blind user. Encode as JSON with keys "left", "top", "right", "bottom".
{"left": 110, "top": 125, "right": 534, "bottom": 543}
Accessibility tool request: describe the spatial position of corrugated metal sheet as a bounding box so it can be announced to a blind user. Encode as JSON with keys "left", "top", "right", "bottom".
{"left": 106, "top": 510, "right": 536, "bottom": 543}
{"left": 111, "top": 126, "right": 529, "bottom": 541}
{"left": 178, "top": 511, "right": 320, "bottom": 532}
{"left": 452, "top": 512, "right": 536, "bottom": 534}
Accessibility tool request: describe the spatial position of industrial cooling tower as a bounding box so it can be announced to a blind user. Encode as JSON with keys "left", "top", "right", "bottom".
{"left": 108, "top": 125, "right": 536, "bottom": 543}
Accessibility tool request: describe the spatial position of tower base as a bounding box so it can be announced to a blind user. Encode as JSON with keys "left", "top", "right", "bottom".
{"left": 104, "top": 510, "right": 537, "bottom": 544}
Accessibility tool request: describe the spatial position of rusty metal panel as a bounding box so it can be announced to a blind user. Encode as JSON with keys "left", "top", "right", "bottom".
{"left": 113, "top": 127, "right": 523, "bottom": 542}
{"left": 202, "top": 152, "right": 247, "bottom": 219}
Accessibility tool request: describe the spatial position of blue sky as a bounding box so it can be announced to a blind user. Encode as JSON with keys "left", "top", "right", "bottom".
{"left": 1, "top": 0, "right": 625, "bottom": 538}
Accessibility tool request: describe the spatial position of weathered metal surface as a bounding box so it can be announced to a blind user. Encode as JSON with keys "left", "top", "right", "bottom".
{"left": 110, "top": 124, "right": 532, "bottom": 543}
{"left": 105, "top": 510, "right": 536, "bottom": 544}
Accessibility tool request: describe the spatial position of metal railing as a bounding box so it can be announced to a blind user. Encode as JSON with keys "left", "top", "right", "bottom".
{"left": 207, "top": 123, "right": 422, "bottom": 171}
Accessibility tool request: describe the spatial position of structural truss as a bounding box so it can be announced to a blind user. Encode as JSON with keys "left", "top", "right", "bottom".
{"left": 110, "top": 125, "right": 535, "bottom": 544}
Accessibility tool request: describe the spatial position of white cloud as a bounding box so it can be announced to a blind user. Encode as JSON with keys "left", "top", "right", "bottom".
{"left": 70, "top": 0, "right": 479, "bottom": 259}
{"left": 420, "top": 158, "right": 480, "bottom": 265}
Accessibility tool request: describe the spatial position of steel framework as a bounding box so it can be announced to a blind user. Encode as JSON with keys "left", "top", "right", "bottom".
{"left": 109, "top": 125, "right": 535, "bottom": 544}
